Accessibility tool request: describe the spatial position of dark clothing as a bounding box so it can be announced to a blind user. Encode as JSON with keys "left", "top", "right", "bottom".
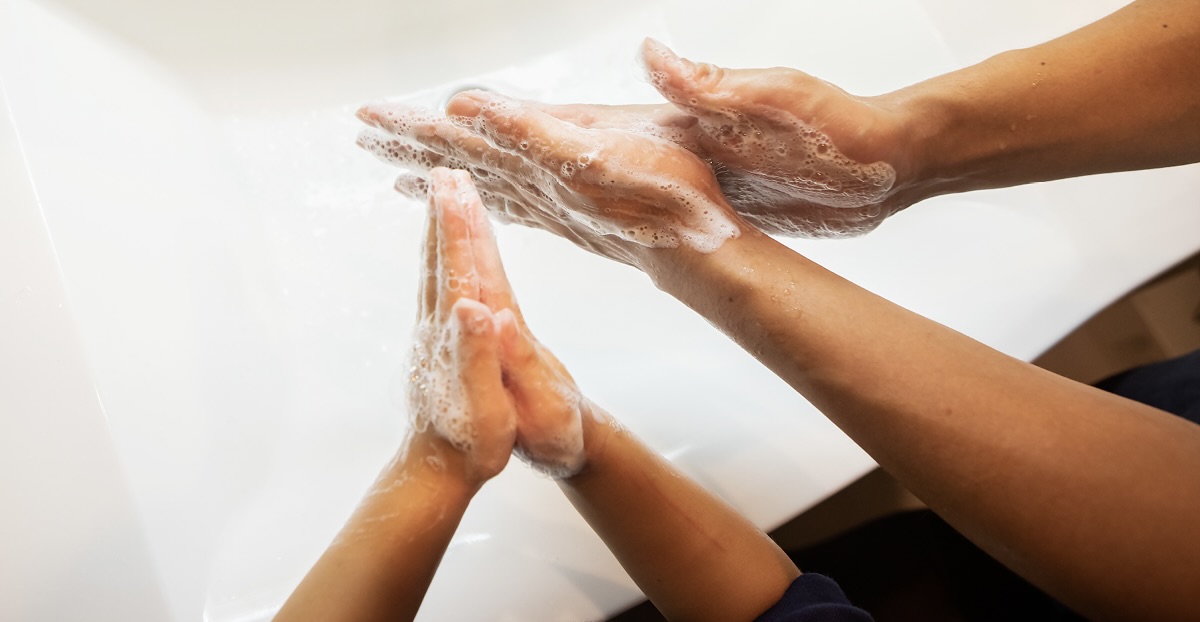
{"left": 612, "top": 349, "right": 1200, "bottom": 622}
{"left": 1095, "top": 348, "right": 1200, "bottom": 425}
{"left": 780, "top": 348, "right": 1200, "bottom": 622}
{"left": 754, "top": 574, "right": 874, "bottom": 621}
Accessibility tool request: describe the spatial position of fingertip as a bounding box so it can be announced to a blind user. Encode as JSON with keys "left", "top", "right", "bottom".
{"left": 394, "top": 173, "right": 429, "bottom": 199}
{"left": 355, "top": 103, "right": 378, "bottom": 126}
{"left": 428, "top": 167, "right": 456, "bottom": 205}
{"left": 640, "top": 37, "right": 677, "bottom": 66}
{"left": 495, "top": 308, "right": 519, "bottom": 342}
{"left": 452, "top": 297, "right": 496, "bottom": 338}
{"left": 429, "top": 166, "right": 454, "bottom": 185}
{"left": 641, "top": 37, "right": 686, "bottom": 82}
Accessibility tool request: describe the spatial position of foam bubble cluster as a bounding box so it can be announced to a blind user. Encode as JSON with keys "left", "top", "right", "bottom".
{"left": 682, "top": 106, "right": 896, "bottom": 239}
{"left": 597, "top": 166, "right": 741, "bottom": 253}
{"left": 641, "top": 40, "right": 897, "bottom": 238}
{"left": 698, "top": 110, "right": 895, "bottom": 209}
{"left": 450, "top": 96, "right": 741, "bottom": 254}
{"left": 407, "top": 306, "right": 479, "bottom": 453}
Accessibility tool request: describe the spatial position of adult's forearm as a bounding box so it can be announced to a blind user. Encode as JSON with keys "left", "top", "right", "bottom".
{"left": 643, "top": 230, "right": 1200, "bottom": 621}
{"left": 559, "top": 404, "right": 799, "bottom": 621}
{"left": 887, "top": 0, "right": 1200, "bottom": 203}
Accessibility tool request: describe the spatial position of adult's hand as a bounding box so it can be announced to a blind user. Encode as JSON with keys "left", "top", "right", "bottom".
{"left": 542, "top": 40, "right": 919, "bottom": 237}
{"left": 357, "top": 92, "right": 744, "bottom": 268}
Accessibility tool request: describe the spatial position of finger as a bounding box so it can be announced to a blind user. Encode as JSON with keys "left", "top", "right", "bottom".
{"left": 431, "top": 168, "right": 480, "bottom": 318}
{"left": 403, "top": 166, "right": 538, "bottom": 238}
{"left": 394, "top": 172, "right": 429, "bottom": 200}
{"left": 495, "top": 309, "right": 585, "bottom": 476}
{"left": 418, "top": 177, "right": 438, "bottom": 319}
{"left": 641, "top": 38, "right": 742, "bottom": 117}
{"left": 359, "top": 106, "right": 517, "bottom": 172}
{"left": 454, "top": 171, "right": 523, "bottom": 320}
{"left": 357, "top": 127, "right": 472, "bottom": 173}
{"left": 451, "top": 298, "right": 516, "bottom": 461}
{"left": 495, "top": 309, "right": 547, "bottom": 399}
{"left": 446, "top": 90, "right": 601, "bottom": 181}
{"left": 531, "top": 102, "right": 654, "bottom": 130}
{"left": 496, "top": 309, "right": 538, "bottom": 417}
{"left": 356, "top": 102, "right": 438, "bottom": 135}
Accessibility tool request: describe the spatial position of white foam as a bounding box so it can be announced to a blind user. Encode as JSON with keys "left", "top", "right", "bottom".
{"left": 406, "top": 301, "right": 483, "bottom": 454}
{"left": 450, "top": 98, "right": 741, "bottom": 254}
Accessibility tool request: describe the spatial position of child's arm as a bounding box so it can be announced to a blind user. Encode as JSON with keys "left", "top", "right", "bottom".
{"left": 453, "top": 196, "right": 803, "bottom": 621}
{"left": 562, "top": 404, "right": 802, "bottom": 621}
{"left": 276, "top": 169, "right": 516, "bottom": 622}
{"left": 494, "top": 317, "right": 808, "bottom": 620}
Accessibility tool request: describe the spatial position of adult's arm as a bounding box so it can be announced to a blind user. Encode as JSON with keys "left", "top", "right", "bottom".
{"left": 890, "top": 0, "right": 1200, "bottom": 197}
{"left": 538, "top": 0, "right": 1200, "bottom": 234}
{"left": 639, "top": 228, "right": 1200, "bottom": 622}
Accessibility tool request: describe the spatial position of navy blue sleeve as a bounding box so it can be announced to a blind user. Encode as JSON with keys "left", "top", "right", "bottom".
{"left": 754, "top": 574, "right": 874, "bottom": 622}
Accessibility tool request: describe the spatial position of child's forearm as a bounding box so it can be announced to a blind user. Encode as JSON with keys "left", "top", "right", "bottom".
{"left": 275, "top": 435, "right": 477, "bottom": 622}
{"left": 558, "top": 403, "right": 799, "bottom": 621}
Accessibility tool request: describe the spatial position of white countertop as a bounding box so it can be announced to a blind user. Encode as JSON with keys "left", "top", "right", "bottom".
{"left": 2, "top": 0, "right": 1197, "bottom": 620}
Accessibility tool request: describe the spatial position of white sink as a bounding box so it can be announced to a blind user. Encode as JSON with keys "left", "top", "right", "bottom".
{"left": 3, "top": 0, "right": 1196, "bottom": 620}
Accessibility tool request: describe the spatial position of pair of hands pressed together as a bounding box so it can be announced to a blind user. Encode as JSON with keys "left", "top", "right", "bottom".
{"left": 406, "top": 167, "right": 589, "bottom": 487}
{"left": 357, "top": 39, "right": 916, "bottom": 253}
{"left": 278, "top": 166, "right": 805, "bottom": 622}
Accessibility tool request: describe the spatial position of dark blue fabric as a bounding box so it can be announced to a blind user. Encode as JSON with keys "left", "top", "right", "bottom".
{"left": 754, "top": 574, "right": 874, "bottom": 622}
{"left": 1095, "top": 348, "right": 1200, "bottom": 425}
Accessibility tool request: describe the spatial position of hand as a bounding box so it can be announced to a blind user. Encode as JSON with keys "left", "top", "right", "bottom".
{"left": 407, "top": 168, "right": 516, "bottom": 486}
{"left": 409, "top": 165, "right": 591, "bottom": 477}
{"left": 436, "top": 166, "right": 591, "bottom": 478}
{"left": 356, "top": 92, "right": 744, "bottom": 268}
{"left": 639, "top": 38, "right": 915, "bottom": 237}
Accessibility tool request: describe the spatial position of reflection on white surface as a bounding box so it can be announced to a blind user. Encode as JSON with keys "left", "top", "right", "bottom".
{"left": 3, "top": 0, "right": 1199, "bottom": 620}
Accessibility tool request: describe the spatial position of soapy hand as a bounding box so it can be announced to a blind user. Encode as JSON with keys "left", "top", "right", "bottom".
{"left": 537, "top": 40, "right": 913, "bottom": 236}
{"left": 357, "top": 90, "right": 744, "bottom": 267}
{"left": 554, "top": 39, "right": 914, "bottom": 237}
{"left": 406, "top": 168, "right": 517, "bottom": 485}
{"left": 414, "top": 167, "right": 590, "bottom": 478}
{"left": 359, "top": 39, "right": 912, "bottom": 239}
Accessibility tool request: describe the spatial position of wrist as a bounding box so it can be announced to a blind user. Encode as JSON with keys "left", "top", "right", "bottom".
{"left": 872, "top": 77, "right": 971, "bottom": 207}
{"left": 392, "top": 432, "right": 485, "bottom": 498}
{"left": 560, "top": 400, "right": 619, "bottom": 481}
{"left": 639, "top": 225, "right": 779, "bottom": 307}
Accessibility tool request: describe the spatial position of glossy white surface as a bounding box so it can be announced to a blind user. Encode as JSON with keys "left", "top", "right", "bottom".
{"left": 2, "top": 0, "right": 1197, "bottom": 620}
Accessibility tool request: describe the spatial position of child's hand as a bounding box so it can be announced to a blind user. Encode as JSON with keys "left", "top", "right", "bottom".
{"left": 406, "top": 168, "right": 517, "bottom": 486}
{"left": 408, "top": 166, "right": 588, "bottom": 478}
{"left": 435, "top": 167, "right": 590, "bottom": 478}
